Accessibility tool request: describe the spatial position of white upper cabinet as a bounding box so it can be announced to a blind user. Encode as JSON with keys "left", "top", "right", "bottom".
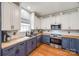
{"left": 1, "top": 2, "right": 20, "bottom": 31}
{"left": 34, "top": 16, "right": 41, "bottom": 29}
{"left": 1, "top": 3, "right": 11, "bottom": 30}
{"left": 61, "top": 14, "right": 71, "bottom": 30}
{"left": 11, "top": 3, "right": 21, "bottom": 30}
{"left": 61, "top": 12, "right": 79, "bottom": 30}
{"left": 70, "top": 12, "right": 79, "bottom": 30}
{"left": 40, "top": 11, "right": 79, "bottom": 30}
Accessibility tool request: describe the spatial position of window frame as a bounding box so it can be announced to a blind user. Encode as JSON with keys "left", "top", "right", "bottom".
{"left": 20, "top": 7, "right": 31, "bottom": 32}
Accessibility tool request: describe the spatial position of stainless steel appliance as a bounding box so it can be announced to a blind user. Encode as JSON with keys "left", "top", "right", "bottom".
{"left": 51, "top": 24, "right": 61, "bottom": 30}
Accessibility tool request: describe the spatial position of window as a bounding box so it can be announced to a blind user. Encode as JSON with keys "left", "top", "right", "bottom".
{"left": 20, "top": 23, "right": 30, "bottom": 32}
{"left": 20, "top": 8, "right": 31, "bottom": 32}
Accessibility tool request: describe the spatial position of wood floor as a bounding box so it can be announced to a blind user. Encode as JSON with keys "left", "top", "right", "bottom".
{"left": 29, "top": 44, "right": 79, "bottom": 56}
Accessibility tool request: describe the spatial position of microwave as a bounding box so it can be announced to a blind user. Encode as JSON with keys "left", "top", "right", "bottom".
{"left": 51, "top": 24, "right": 61, "bottom": 30}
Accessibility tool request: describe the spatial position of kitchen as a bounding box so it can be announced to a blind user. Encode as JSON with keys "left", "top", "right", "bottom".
{"left": 0, "top": 2, "right": 79, "bottom": 56}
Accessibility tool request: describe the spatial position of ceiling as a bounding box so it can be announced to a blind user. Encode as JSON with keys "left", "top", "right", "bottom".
{"left": 21, "top": 2, "right": 79, "bottom": 16}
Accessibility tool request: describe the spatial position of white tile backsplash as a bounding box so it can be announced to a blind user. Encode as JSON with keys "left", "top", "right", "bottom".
{"left": 44, "top": 30, "right": 79, "bottom": 35}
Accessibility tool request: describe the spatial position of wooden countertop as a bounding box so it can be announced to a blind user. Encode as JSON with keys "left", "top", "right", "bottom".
{"left": 63, "top": 35, "right": 79, "bottom": 39}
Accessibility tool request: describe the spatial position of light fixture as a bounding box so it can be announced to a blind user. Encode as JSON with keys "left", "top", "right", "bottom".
{"left": 60, "top": 12, "right": 63, "bottom": 15}
{"left": 27, "top": 6, "right": 31, "bottom": 10}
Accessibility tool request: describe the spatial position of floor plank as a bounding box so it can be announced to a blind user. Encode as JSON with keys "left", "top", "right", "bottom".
{"left": 29, "top": 44, "right": 79, "bottom": 56}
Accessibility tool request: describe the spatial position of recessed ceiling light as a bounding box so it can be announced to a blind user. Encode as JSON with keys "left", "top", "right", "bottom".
{"left": 27, "top": 6, "right": 31, "bottom": 10}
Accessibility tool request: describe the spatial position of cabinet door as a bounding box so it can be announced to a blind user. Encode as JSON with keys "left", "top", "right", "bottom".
{"left": 15, "top": 42, "right": 26, "bottom": 56}
{"left": 61, "top": 14, "right": 71, "bottom": 30}
{"left": 1, "top": 3, "right": 20, "bottom": 31}
{"left": 69, "top": 38, "right": 76, "bottom": 52}
{"left": 26, "top": 39, "right": 32, "bottom": 55}
{"left": 0, "top": 31, "right": 1, "bottom": 56}
{"left": 12, "top": 3, "right": 20, "bottom": 30}
{"left": 62, "top": 37, "right": 70, "bottom": 50}
{"left": 0, "top": 48, "right": 1, "bottom": 56}
{"left": 1, "top": 3, "right": 11, "bottom": 30}
{"left": 37, "top": 36, "right": 41, "bottom": 47}
{"left": 32, "top": 37, "right": 37, "bottom": 50}
{"left": 42, "top": 35, "right": 50, "bottom": 44}
{"left": 76, "top": 39, "right": 79, "bottom": 53}
{"left": 70, "top": 12, "right": 79, "bottom": 29}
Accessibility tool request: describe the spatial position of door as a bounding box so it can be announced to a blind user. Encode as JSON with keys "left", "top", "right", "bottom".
{"left": 69, "top": 38, "right": 76, "bottom": 52}
{"left": 12, "top": 3, "right": 20, "bottom": 30}
{"left": 62, "top": 37, "right": 70, "bottom": 50}
{"left": 42, "top": 35, "right": 50, "bottom": 44}
{"left": 32, "top": 37, "right": 37, "bottom": 50}
{"left": 0, "top": 31, "right": 1, "bottom": 56}
{"left": 76, "top": 39, "right": 79, "bottom": 53}
{"left": 1, "top": 3, "right": 20, "bottom": 31}
{"left": 26, "top": 39, "right": 32, "bottom": 55}
{"left": 15, "top": 42, "right": 26, "bottom": 56}
{"left": 37, "top": 36, "right": 41, "bottom": 47}
{"left": 1, "top": 3, "right": 11, "bottom": 30}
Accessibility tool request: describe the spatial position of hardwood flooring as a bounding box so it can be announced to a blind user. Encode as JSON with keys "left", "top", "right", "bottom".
{"left": 29, "top": 44, "right": 79, "bottom": 56}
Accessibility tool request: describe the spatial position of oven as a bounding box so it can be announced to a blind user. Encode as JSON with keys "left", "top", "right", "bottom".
{"left": 50, "top": 37, "right": 62, "bottom": 45}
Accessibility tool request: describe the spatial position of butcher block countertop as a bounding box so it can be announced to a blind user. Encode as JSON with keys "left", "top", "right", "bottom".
{"left": 63, "top": 35, "right": 79, "bottom": 39}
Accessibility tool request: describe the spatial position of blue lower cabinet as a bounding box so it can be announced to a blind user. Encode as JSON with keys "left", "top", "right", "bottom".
{"left": 26, "top": 37, "right": 37, "bottom": 55}
{"left": 26, "top": 39, "right": 32, "bottom": 55}
{"left": 62, "top": 37, "right": 70, "bottom": 50}
{"left": 2, "top": 45, "right": 16, "bottom": 56}
{"left": 0, "top": 31, "right": 2, "bottom": 56}
{"left": 69, "top": 38, "right": 76, "bottom": 52}
{"left": 32, "top": 37, "right": 37, "bottom": 50}
{"left": 37, "top": 36, "right": 41, "bottom": 47}
{"left": 15, "top": 42, "right": 26, "bottom": 56}
{"left": 0, "top": 48, "right": 1, "bottom": 56}
{"left": 62, "top": 37, "right": 78, "bottom": 53}
{"left": 42, "top": 35, "right": 50, "bottom": 44}
{"left": 76, "top": 39, "right": 79, "bottom": 53}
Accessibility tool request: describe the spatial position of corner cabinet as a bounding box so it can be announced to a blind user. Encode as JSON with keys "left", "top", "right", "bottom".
{"left": 1, "top": 2, "right": 20, "bottom": 31}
